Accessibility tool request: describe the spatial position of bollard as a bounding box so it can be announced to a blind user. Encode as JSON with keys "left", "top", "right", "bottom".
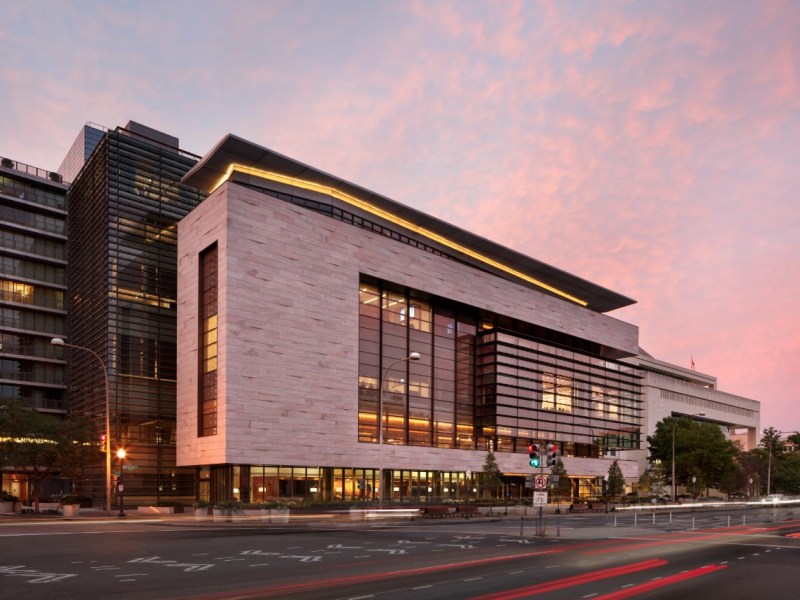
{"left": 520, "top": 516, "right": 524, "bottom": 538}
{"left": 692, "top": 516, "right": 696, "bottom": 530}
{"left": 727, "top": 516, "right": 731, "bottom": 528}
{"left": 614, "top": 513, "right": 618, "bottom": 527}
{"left": 669, "top": 511, "right": 672, "bottom": 524}
{"left": 557, "top": 515, "right": 561, "bottom": 537}
{"left": 634, "top": 513, "right": 638, "bottom": 526}
{"left": 652, "top": 511, "right": 656, "bottom": 524}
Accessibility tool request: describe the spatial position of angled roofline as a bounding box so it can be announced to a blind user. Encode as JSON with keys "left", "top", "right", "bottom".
{"left": 183, "top": 134, "right": 636, "bottom": 313}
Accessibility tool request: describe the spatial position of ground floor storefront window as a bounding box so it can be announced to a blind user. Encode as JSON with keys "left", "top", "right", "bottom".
{"left": 197, "top": 465, "right": 606, "bottom": 505}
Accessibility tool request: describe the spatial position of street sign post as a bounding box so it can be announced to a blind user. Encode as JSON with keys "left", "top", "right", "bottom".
{"left": 534, "top": 474, "right": 548, "bottom": 490}
{"left": 533, "top": 491, "right": 548, "bottom": 506}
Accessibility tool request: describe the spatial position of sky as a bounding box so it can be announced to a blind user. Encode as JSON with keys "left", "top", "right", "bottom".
{"left": 1, "top": 1, "right": 798, "bottom": 430}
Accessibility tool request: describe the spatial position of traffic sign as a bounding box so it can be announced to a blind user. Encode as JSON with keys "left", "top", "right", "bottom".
{"left": 534, "top": 474, "right": 548, "bottom": 490}
{"left": 533, "top": 491, "right": 548, "bottom": 506}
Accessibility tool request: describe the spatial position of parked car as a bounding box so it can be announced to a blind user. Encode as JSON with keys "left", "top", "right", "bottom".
{"left": 762, "top": 494, "right": 785, "bottom": 504}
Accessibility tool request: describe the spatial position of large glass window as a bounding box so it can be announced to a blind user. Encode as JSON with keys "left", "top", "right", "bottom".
{"left": 358, "top": 279, "right": 477, "bottom": 451}
{"left": 198, "top": 244, "right": 218, "bottom": 436}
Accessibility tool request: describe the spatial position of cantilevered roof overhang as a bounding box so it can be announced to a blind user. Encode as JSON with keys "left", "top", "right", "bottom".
{"left": 183, "top": 134, "right": 636, "bottom": 313}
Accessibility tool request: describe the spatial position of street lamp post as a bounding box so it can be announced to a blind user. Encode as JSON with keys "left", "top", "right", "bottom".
{"left": 378, "top": 351, "right": 421, "bottom": 506}
{"left": 51, "top": 337, "right": 111, "bottom": 512}
{"left": 671, "top": 412, "right": 705, "bottom": 502}
{"left": 766, "top": 435, "right": 773, "bottom": 497}
{"left": 116, "top": 448, "right": 126, "bottom": 517}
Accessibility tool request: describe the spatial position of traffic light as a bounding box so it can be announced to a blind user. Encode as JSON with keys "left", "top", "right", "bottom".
{"left": 100, "top": 433, "right": 107, "bottom": 452}
{"left": 528, "top": 442, "right": 541, "bottom": 468}
{"left": 546, "top": 442, "right": 559, "bottom": 467}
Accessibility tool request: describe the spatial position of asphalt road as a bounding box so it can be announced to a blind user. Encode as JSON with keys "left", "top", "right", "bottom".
{"left": 0, "top": 506, "right": 798, "bottom": 599}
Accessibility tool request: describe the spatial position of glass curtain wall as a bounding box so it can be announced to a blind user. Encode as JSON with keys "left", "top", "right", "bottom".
{"left": 359, "top": 277, "right": 642, "bottom": 464}
{"left": 476, "top": 330, "right": 642, "bottom": 455}
{"left": 66, "top": 127, "right": 205, "bottom": 504}
{"left": 358, "top": 279, "right": 477, "bottom": 452}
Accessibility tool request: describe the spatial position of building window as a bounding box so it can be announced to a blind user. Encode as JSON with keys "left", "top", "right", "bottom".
{"left": 198, "top": 243, "right": 218, "bottom": 436}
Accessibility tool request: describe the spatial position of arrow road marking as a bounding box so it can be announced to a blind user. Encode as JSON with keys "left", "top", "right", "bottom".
{"left": 0, "top": 565, "right": 78, "bottom": 584}
{"left": 128, "top": 556, "right": 215, "bottom": 572}
{"left": 281, "top": 555, "right": 322, "bottom": 562}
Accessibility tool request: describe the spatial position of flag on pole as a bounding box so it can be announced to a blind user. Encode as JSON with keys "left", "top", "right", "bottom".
{"left": 690, "top": 355, "right": 695, "bottom": 370}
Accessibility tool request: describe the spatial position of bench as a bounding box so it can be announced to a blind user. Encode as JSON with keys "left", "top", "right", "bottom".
{"left": 421, "top": 506, "right": 458, "bottom": 518}
{"left": 455, "top": 505, "right": 481, "bottom": 518}
{"left": 20, "top": 502, "right": 60, "bottom": 514}
{"left": 567, "top": 502, "right": 602, "bottom": 513}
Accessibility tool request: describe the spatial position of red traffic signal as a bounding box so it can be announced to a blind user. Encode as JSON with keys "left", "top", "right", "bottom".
{"left": 528, "top": 442, "right": 541, "bottom": 468}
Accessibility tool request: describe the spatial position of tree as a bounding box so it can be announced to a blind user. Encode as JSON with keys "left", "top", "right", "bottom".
{"left": 761, "top": 427, "right": 786, "bottom": 457}
{"left": 639, "top": 460, "right": 667, "bottom": 498}
{"left": 57, "top": 413, "right": 98, "bottom": 495}
{"left": 549, "top": 457, "right": 571, "bottom": 499}
{"left": 0, "top": 399, "right": 97, "bottom": 511}
{"left": 647, "top": 417, "right": 738, "bottom": 496}
{"left": 607, "top": 460, "right": 625, "bottom": 497}
{"left": 481, "top": 451, "right": 503, "bottom": 499}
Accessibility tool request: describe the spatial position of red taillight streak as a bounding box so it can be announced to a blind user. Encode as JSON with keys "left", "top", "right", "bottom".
{"left": 581, "top": 523, "right": 800, "bottom": 556}
{"left": 468, "top": 558, "right": 668, "bottom": 600}
{"left": 591, "top": 563, "right": 727, "bottom": 599}
{"left": 189, "top": 549, "right": 560, "bottom": 599}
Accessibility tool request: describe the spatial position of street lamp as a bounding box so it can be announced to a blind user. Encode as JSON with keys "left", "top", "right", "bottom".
{"left": 378, "top": 351, "right": 421, "bottom": 506}
{"left": 671, "top": 412, "right": 705, "bottom": 502}
{"left": 51, "top": 337, "right": 112, "bottom": 512}
{"left": 766, "top": 431, "right": 773, "bottom": 497}
{"left": 116, "top": 448, "right": 126, "bottom": 517}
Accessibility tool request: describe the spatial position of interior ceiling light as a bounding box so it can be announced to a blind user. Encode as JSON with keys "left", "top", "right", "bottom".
{"left": 213, "top": 164, "right": 588, "bottom": 307}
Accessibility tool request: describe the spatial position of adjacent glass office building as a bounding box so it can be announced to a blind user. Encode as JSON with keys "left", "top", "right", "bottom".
{"left": 60, "top": 122, "right": 205, "bottom": 505}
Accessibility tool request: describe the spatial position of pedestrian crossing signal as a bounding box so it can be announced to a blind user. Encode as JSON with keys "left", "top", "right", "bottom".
{"left": 546, "top": 443, "right": 559, "bottom": 467}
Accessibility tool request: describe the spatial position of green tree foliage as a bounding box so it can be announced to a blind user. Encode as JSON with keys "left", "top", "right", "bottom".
{"left": 647, "top": 417, "right": 738, "bottom": 494}
{"left": 0, "top": 399, "right": 96, "bottom": 510}
{"left": 481, "top": 451, "right": 503, "bottom": 498}
{"left": 761, "top": 427, "right": 786, "bottom": 457}
{"left": 638, "top": 460, "right": 668, "bottom": 498}
{"left": 607, "top": 460, "right": 625, "bottom": 497}
{"left": 549, "top": 457, "right": 571, "bottom": 498}
{"left": 747, "top": 428, "right": 800, "bottom": 495}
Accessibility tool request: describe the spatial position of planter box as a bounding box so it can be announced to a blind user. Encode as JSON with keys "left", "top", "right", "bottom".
{"left": 242, "top": 509, "right": 270, "bottom": 522}
{"left": 213, "top": 508, "right": 245, "bottom": 522}
{"left": 0, "top": 501, "right": 13, "bottom": 514}
{"left": 194, "top": 507, "right": 209, "bottom": 520}
{"left": 61, "top": 504, "right": 80, "bottom": 517}
{"left": 270, "top": 509, "right": 290, "bottom": 523}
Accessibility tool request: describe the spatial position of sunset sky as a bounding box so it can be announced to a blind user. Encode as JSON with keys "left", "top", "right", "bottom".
{"left": 2, "top": 1, "right": 798, "bottom": 431}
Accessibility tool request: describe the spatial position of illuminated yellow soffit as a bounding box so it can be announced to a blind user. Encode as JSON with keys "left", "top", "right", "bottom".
{"left": 212, "top": 164, "right": 588, "bottom": 307}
